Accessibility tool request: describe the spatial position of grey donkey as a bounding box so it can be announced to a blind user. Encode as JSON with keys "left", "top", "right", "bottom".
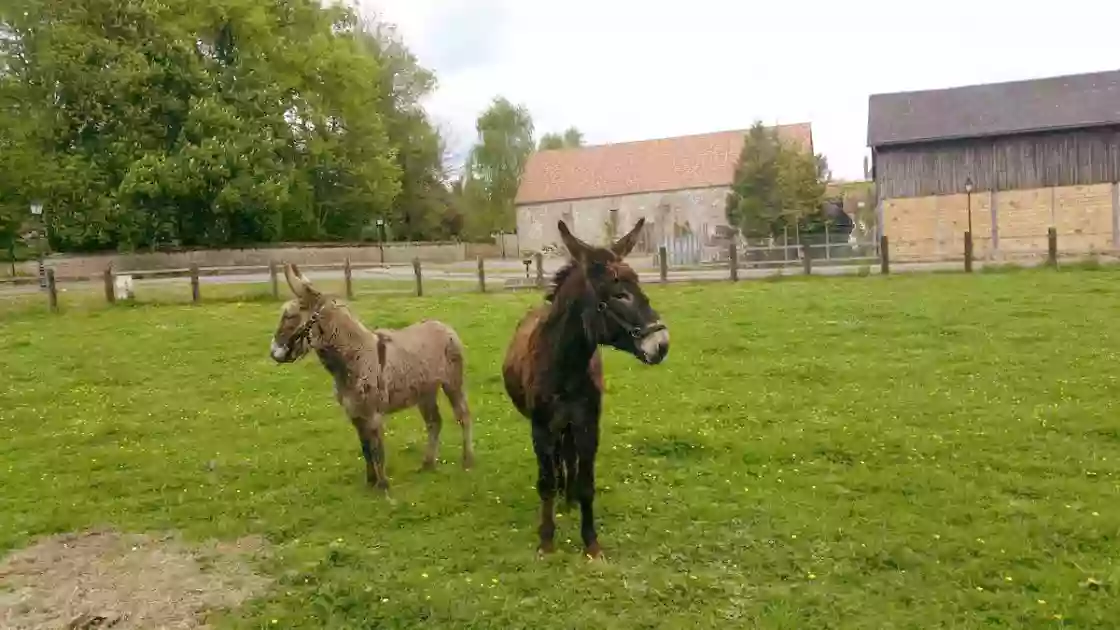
{"left": 269, "top": 263, "right": 475, "bottom": 492}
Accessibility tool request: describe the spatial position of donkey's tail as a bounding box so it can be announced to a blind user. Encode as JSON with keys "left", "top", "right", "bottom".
{"left": 438, "top": 322, "right": 467, "bottom": 381}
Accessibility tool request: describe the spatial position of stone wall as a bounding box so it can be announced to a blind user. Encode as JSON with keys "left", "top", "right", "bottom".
{"left": 18, "top": 241, "right": 502, "bottom": 279}
{"left": 882, "top": 183, "right": 1118, "bottom": 260}
{"left": 514, "top": 186, "right": 731, "bottom": 255}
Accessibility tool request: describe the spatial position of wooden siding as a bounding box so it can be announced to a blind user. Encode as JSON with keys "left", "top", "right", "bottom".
{"left": 875, "top": 127, "right": 1120, "bottom": 199}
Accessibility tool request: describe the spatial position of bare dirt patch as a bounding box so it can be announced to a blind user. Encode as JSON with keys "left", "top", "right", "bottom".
{"left": 0, "top": 528, "right": 271, "bottom": 629}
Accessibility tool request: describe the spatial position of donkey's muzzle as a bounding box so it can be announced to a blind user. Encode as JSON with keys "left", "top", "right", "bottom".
{"left": 270, "top": 339, "right": 294, "bottom": 363}
{"left": 637, "top": 323, "right": 669, "bottom": 365}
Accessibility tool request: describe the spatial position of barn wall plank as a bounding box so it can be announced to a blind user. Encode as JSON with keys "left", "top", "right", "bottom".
{"left": 876, "top": 127, "right": 1120, "bottom": 198}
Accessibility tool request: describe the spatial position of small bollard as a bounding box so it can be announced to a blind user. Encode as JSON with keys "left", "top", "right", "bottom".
{"left": 190, "top": 264, "right": 200, "bottom": 303}
{"left": 46, "top": 268, "right": 58, "bottom": 312}
{"left": 103, "top": 267, "right": 115, "bottom": 304}
{"left": 344, "top": 257, "right": 353, "bottom": 300}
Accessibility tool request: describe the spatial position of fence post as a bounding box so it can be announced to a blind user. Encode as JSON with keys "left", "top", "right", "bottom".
{"left": 477, "top": 256, "right": 486, "bottom": 293}
{"left": 46, "top": 268, "right": 58, "bottom": 313}
{"left": 880, "top": 235, "right": 890, "bottom": 275}
{"left": 413, "top": 257, "right": 423, "bottom": 296}
{"left": 659, "top": 246, "right": 668, "bottom": 283}
{"left": 729, "top": 243, "right": 738, "bottom": 282}
{"left": 103, "top": 267, "right": 115, "bottom": 304}
{"left": 964, "top": 231, "right": 974, "bottom": 273}
{"left": 269, "top": 261, "right": 279, "bottom": 300}
{"left": 190, "top": 264, "right": 200, "bottom": 304}
{"left": 534, "top": 252, "right": 544, "bottom": 288}
{"left": 344, "top": 257, "right": 354, "bottom": 300}
{"left": 1047, "top": 227, "right": 1058, "bottom": 267}
{"left": 802, "top": 243, "right": 812, "bottom": 275}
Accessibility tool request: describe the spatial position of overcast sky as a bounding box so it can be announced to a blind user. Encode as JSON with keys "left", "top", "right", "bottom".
{"left": 356, "top": 0, "right": 1119, "bottom": 181}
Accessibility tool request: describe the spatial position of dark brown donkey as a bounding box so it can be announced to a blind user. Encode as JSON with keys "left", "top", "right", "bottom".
{"left": 502, "top": 218, "right": 670, "bottom": 559}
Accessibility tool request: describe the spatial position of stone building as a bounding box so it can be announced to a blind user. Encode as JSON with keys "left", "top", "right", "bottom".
{"left": 868, "top": 69, "right": 1120, "bottom": 260}
{"left": 513, "top": 124, "right": 814, "bottom": 256}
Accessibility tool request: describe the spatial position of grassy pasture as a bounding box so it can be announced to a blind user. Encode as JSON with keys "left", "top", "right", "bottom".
{"left": 2, "top": 270, "right": 1120, "bottom": 628}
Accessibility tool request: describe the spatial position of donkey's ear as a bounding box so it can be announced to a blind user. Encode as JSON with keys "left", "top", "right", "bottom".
{"left": 611, "top": 217, "right": 645, "bottom": 259}
{"left": 284, "top": 263, "right": 319, "bottom": 302}
{"left": 558, "top": 220, "right": 593, "bottom": 264}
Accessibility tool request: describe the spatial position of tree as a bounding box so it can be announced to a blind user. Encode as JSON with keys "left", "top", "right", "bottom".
{"left": 0, "top": 0, "right": 405, "bottom": 251}
{"left": 354, "top": 16, "right": 450, "bottom": 241}
{"left": 462, "top": 96, "right": 534, "bottom": 238}
{"left": 538, "top": 126, "right": 584, "bottom": 150}
{"left": 725, "top": 121, "right": 829, "bottom": 238}
{"left": 1, "top": 3, "right": 42, "bottom": 263}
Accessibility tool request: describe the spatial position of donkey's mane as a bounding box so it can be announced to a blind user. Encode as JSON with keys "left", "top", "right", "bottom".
{"left": 544, "top": 261, "right": 580, "bottom": 303}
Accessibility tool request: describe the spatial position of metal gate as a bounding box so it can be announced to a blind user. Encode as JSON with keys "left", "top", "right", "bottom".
{"left": 660, "top": 232, "right": 702, "bottom": 266}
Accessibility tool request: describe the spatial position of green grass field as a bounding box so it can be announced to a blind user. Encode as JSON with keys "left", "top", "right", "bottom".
{"left": 3, "top": 270, "right": 1120, "bottom": 628}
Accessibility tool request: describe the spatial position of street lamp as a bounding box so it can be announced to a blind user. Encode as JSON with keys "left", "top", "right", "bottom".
{"left": 30, "top": 201, "right": 46, "bottom": 289}
{"left": 375, "top": 218, "right": 386, "bottom": 265}
{"left": 964, "top": 177, "right": 974, "bottom": 235}
{"left": 964, "top": 177, "right": 974, "bottom": 272}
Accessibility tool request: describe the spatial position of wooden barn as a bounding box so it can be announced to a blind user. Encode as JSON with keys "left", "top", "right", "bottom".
{"left": 867, "top": 69, "right": 1120, "bottom": 260}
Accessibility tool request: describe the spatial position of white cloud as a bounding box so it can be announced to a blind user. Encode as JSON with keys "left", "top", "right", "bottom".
{"left": 359, "top": 0, "right": 1120, "bottom": 180}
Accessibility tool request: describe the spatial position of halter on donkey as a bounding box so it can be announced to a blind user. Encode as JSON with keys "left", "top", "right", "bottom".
{"left": 270, "top": 264, "right": 475, "bottom": 492}
{"left": 502, "top": 218, "right": 670, "bottom": 559}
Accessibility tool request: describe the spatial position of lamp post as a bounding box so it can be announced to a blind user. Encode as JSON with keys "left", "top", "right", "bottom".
{"left": 964, "top": 177, "right": 974, "bottom": 235}
{"left": 30, "top": 201, "right": 45, "bottom": 289}
{"left": 964, "top": 177, "right": 974, "bottom": 273}
{"left": 376, "top": 218, "right": 386, "bottom": 265}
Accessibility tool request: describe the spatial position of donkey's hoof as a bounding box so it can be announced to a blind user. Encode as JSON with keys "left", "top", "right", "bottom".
{"left": 536, "top": 541, "right": 555, "bottom": 558}
{"left": 584, "top": 541, "right": 605, "bottom": 561}
{"left": 462, "top": 454, "right": 475, "bottom": 470}
{"left": 420, "top": 460, "right": 437, "bottom": 472}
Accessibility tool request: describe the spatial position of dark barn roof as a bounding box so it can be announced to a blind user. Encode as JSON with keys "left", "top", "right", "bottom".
{"left": 867, "top": 69, "right": 1120, "bottom": 148}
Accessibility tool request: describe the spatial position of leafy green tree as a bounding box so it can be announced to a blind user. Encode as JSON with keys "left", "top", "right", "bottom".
{"left": 538, "top": 126, "right": 584, "bottom": 150}
{"left": 538, "top": 134, "right": 564, "bottom": 150}
{"left": 726, "top": 121, "right": 829, "bottom": 238}
{"left": 562, "top": 127, "right": 585, "bottom": 148}
{"left": 462, "top": 96, "right": 534, "bottom": 237}
{"left": 0, "top": 42, "right": 32, "bottom": 268}
{"left": 0, "top": 0, "right": 403, "bottom": 251}
{"left": 355, "top": 16, "right": 450, "bottom": 241}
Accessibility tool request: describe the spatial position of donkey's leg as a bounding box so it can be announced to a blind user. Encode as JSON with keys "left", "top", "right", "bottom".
{"left": 359, "top": 417, "right": 390, "bottom": 492}
{"left": 531, "top": 421, "right": 558, "bottom": 555}
{"left": 442, "top": 381, "right": 475, "bottom": 470}
{"left": 418, "top": 391, "right": 442, "bottom": 472}
{"left": 557, "top": 427, "right": 578, "bottom": 514}
{"left": 574, "top": 418, "right": 603, "bottom": 559}
{"left": 352, "top": 419, "right": 374, "bottom": 483}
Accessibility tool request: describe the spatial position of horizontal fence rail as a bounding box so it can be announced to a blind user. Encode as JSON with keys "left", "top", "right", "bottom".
{"left": 4, "top": 229, "right": 1119, "bottom": 313}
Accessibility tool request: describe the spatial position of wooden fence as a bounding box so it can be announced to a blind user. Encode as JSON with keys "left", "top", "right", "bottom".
{"left": 0, "top": 228, "right": 1100, "bottom": 313}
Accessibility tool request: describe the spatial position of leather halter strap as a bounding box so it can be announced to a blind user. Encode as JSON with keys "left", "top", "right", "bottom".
{"left": 596, "top": 299, "right": 666, "bottom": 340}
{"left": 285, "top": 300, "right": 333, "bottom": 354}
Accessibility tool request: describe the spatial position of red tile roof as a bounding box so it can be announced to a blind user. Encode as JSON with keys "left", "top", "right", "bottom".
{"left": 515, "top": 123, "right": 813, "bottom": 205}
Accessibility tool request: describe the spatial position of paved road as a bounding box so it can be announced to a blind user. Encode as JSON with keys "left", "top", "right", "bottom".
{"left": 0, "top": 257, "right": 1005, "bottom": 299}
